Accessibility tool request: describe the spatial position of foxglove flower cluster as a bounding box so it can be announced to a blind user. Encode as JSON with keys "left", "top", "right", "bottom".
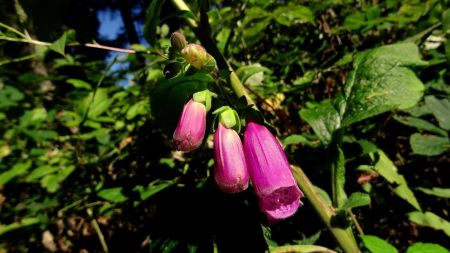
{"left": 170, "top": 34, "right": 303, "bottom": 222}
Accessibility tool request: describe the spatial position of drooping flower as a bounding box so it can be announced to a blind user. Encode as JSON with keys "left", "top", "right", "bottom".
{"left": 244, "top": 121, "right": 304, "bottom": 222}
{"left": 173, "top": 99, "right": 206, "bottom": 151}
{"left": 214, "top": 122, "right": 249, "bottom": 193}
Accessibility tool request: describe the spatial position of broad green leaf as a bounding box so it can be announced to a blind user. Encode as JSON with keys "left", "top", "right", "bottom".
{"left": 339, "top": 192, "right": 371, "bottom": 210}
{"left": 425, "top": 96, "right": 450, "bottom": 130}
{"left": 410, "top": 133, "right": 449, "bottom": 156}
{"left": 416, "top": 187, "right": 450, "bottom": 198}
{"left": 40, "top": 165, "right": 75, "bottom": 192}
{"left": 78, "top": 88, "right": 112, "bottom": 119}
{"left": 0, "top": 161, "right": 32, "bottom": 185}
{"left": 272, "top": 5, "right": 315, "bottom": 26}
{"left": 67, "top": 79, "right": 92, "bottom": 90}
{"left": 0, "top": 217, "right": 41, "bottom": 236}
{"left": 97, "top": 187, "right": 128, "bottom": 203}
{"left": 408, "top": 211, "right": 450, "bottom": 237}
{"left": 143, "top": 0, "right": 166, "bottom": 45}
{"left": 340, "top": 43, "right": 427, "bottom": 126}
{"left": 235, "top": 65, "right": 271, "bottom": 84}
{"left": 282, "top": 134, "right": 316, "bottom": 147}
{"left": 361, "top": 235, "right": 398, "bottom": 253}
{"left": 126, "top": 101, "right": 148, "bottom": 120}
{"left": 343, "top": 13, "right": 366, "bottom": 30}
{"left": 374, "top": 150, "right": 421, "bottom": 211}
{"left": 406, "top": 242, "right": 449, "bottom": 253}
{"left": 151, "top": 73, "right": 211, "bottom": 133}
{"left": 20, "top": 108, "right": 47, "bottom": 128}
{"left": 269, "top": 245, "right": 336, "bottom": 253}
{"left": 0, "top": 85, "right": 24, "bottom": 108}
{"left": 133, "top": 179, "right": 177, "bottom": 201}
{"left": 26, "top": 165, "right": 59, "bottom": 181}
{"left": 393, "top": 115, "right": 447, "bottom": 137}
{"left": 299, "top": 100, "right": 340, "bottom": 145}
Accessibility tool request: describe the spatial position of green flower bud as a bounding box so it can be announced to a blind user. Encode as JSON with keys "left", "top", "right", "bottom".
{"left": 170, "top": 32, "right": 187, "bottom": 51}
{"left": 181, "top": 44, "right": 208, "bottom": 70}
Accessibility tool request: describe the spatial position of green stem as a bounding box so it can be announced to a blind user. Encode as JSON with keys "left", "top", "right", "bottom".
{"left": 293, "top": 166, "right": 360, "bottom": 253}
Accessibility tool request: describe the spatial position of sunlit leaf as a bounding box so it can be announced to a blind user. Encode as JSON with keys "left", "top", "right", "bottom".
{"left": 408, "top": 211, "right": 450, "bottom": 237}
{"left": 410, "top": 133, "right": 449, "bottom": 156}
{"left": 361, "top": 235, "right": 398, "bottom": 253}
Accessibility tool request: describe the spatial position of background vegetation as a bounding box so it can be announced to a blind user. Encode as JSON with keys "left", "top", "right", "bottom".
{"left": 0, "top": 0, "right": 449, "bottom": 252}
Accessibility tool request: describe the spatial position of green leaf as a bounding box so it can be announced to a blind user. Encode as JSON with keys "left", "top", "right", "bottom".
{"left": 361, "top": 235, "right": 398, "bottom": 253}
{"left": 343, "top": 13, "right": 366, "bottom": 30}
{"left": 235, "top": 65, "right": 271, "bottom": 84}
{"left": 406, "top": 242, "right": 449, "bottom": 253}
{"left": 78, "top": 88, "right": 112, "bottom": 120}
{"left": 97, "top": 187, "right": 128, "bottom": 203}
{"left": 374, "top": 150, "right": 421, "bottom": 211}
{"left": 410, "top": 133, "right": 449, "bottom": 156}
{"left": 0, "top": 217, "right": 41, "bottom": 236}
{"left": 425, "top": 96, "right": 450, "bottom": 130}
{"left": 272, "top": 5, "right": 315, "bottom": 26}
{"left": 133, "top": 179, "right": 177, "bottom": 201}
{"left": 126, "top": 101, "right": 148, "bottom": 120}
{"left": 49, "top": 31, "right": 70, "bottom": 56}
{"left": 416, "top": 187, "right": 450, "bottom": 198}
{"left": 0, "top": 161, "right": 32, "bottom": 185}
{"left": 393, "top": 115, "right": 447, "bottom": 137}
{"left": 26, "top": 165, "right": 59, "bottom": 181}
{"left": 67, "top": 79, "right": 92, "bottom": 90}
{"left": 299, "top": 100, "right": 340, "bottom": 145}
{"left": 40, "top": 165, "right": 75, "bottom": 192}
{"left": 143, "top": 0, "right": 166, "bottom": 46}
{"left": 340, "top": 43, "right": 427, "bottom": 126}
{"left": 339, "top": 192, "right": 371, "bottom": 210}
{"left": 0, "top": 85, "right": 24, "bottom": 108}
{"left": 408, "top": 211, "right": 450, "bottom": 237}
{"left": 282, "top": 134, "right": 316, "bottom": 147}
{"left": 268, "top": 245, "right": 337, "bottom": 253}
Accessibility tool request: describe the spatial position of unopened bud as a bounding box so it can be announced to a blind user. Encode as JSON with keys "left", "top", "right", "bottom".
{"left": 181, "top": 44, "right": 208, "bottom": 70}
{"left": 170, "top": 32, "right": 187, "bottom": 51}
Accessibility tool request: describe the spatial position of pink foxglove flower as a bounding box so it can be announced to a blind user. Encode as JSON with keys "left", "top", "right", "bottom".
{"left": 214, "top": 123, "right": 249, "bottom": 193}
{"left": 173, "top": 99, "right": 206, "bottom": 151}
{"left": 244, "top": 122, "right": 303, "bottom": 222}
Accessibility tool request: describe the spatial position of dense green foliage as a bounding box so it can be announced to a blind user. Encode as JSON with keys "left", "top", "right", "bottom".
{"left": 0, "top": 0, "right": 449, "bottom": 252}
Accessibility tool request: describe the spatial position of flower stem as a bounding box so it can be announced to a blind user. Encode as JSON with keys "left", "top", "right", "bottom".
{"left": 292, "top": 166, "right": 360, "bottom": 253}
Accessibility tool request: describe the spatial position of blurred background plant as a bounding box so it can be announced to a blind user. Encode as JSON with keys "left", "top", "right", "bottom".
{"left": 0, "top": 0, "right": 449, "bottom": 252}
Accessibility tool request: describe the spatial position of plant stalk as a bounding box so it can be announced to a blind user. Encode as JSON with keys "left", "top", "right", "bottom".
{"left": 293, "top": 166, "right": 360, "bottom": 253}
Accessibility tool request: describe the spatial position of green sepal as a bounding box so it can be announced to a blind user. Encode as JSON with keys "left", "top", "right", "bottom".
{"left": 192, "top": 89, "right": 217, "bottom": 112}
{"left": 213, "top": 106, "right": 241, "bottom": 132}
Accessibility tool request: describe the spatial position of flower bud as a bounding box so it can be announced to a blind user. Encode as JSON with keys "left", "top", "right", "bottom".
{"left": 181, "top": 44, "right": 211, "bottom": 70}
{"left": 173, "top": 99, "right": 206, "bottom": 151}
{"left": 244, "top": 122, "right": 304, "bottom": 222}
{"left": 170, "top": 32, "right": 187, "bottom": 51}
{"left": 214, "top": 123, "right": 249, "bottom": 193}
